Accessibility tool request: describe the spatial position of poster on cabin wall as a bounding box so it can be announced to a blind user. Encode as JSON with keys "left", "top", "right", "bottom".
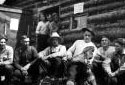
{"left": 0, "top": 11, "right": 21, "bottom": 48}
{"left": 74, "top": 2, "right": 84, "bottom": 14}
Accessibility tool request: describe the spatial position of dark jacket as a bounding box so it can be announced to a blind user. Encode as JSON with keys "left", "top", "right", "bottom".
{"left": 14, "top": 46, "right": 38, "bottom": 70}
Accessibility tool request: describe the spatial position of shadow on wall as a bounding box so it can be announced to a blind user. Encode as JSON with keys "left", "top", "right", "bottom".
{"left": 15, "top": 9, "right": 34, "bottom": 49}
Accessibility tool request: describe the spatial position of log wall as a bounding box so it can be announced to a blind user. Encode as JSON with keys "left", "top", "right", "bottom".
{"left": 31, "top": 0, "right": 125, "bottom": 48}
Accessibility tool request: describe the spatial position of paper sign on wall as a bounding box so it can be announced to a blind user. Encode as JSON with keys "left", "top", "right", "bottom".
{"left": 10, "top": 18, "right": 19, "bottom": 30}
{"left": 74, "top": 2, "right": 84, "bottom": 14}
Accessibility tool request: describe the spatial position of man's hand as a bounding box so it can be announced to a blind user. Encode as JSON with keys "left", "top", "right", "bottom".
{"left": 22, "top": 70, "right": 28, "bottom": 76}
{"left": 62, "top": 57, "right": 67, "bottom": 61}
{"left": 21, "top": 67, "right": 28, "bottom": 76}
{"left": 23, "top": 64, "right": 31, "bottom": 71}
{"left": 0, "top": 62, "right": 5, "bottom": 66}
{"left": 110, "top": 72, "right": 116, "bottom": 77}
{"left": 46, "top": 55, "right": 53, "bottom": 59}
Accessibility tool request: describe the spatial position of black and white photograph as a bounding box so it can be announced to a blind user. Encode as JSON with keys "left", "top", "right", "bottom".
{"left": 0, "top": 0, "right": 125, "bottom": 85}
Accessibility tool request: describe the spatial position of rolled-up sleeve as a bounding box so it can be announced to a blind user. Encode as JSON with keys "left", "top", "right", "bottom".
{"left": 31, "top": 46, "right": 38, "bottom": 59}
{"left": 67, "top": 41, "right": 77, "bottom": 59}
{"left": 36, "top": 22, "right": 41, "bottom": 34}
{"left": 3, "top": 46, "right": 14, "bottom": 65}
{"left": 102, "top": 58, "right": 112, "bottom": 75}
{"left": 38, "top": 47, "right": 50, "bottom": 58}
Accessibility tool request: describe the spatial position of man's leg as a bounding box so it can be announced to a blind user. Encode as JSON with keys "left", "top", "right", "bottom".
{"left": 13, "top": 69, "right": 24, "bottom": 81}
{"left": 117, "top": 71, "right": 125, "bottom": 85}
{"left": 107, "top": 77, "right": 117, "bottom": 85}
{"left": 49, "top": 57, "right": 62, "bottom": 78}
{"left": 3, "top": 64, "right": 14, "bottom": 84}
{"left": 0, "top": 65, "right": 5, "bottom": 84}
{"left": 28, "top": 59, "right": 50, "bottom": 84}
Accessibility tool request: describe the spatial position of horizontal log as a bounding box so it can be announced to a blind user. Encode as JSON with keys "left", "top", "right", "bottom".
{"left": 85, "top": 1, "right": 125, "bottom": 16}
{"left": 93, "top": 20, "right": 125, "bottom": 29}
{"left": 84, "top": 0, "right": 124, "bottom": 8}
{"left": 88, "top": 9, "right": 125, "bottom": 23}
{"left": 16, "top": 0, "right": 36, "bottom": 6}
{"left": 60, "top": 12, "right": 73, "bottom": 18}
{"left": 61, "top": 20, "right": 70, "bottom": 25}
{"left": 0, "top": 5, "right": 22, "bottom": 14}
{"left": 62, "top": 31, "right": 83, "bottom": 43}
{"left": 32, "top": 0, "right": 71, "bottom": 11}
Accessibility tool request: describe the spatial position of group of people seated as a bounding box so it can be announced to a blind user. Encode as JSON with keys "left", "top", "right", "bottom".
{"left": 0, "top": 27, "right": 125, "bottom": 85}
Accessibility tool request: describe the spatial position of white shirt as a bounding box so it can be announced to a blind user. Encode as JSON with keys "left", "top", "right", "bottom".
{"left": 38, "top": 45, "right": 66, "bottom": 59}
{"left": 67, "top": 40, "right": 97, "bottom": 62}
{"left": 36, "top": 21, "right": 49, "bottom": 35}
{"left": 97, "top": 46, "right": 115, "bottom": 75}
{"left": 0, "top": 45, "right": 13, "bottom": 64}
{"left": 97, "top": 46, "right": 115, "bottom": 59}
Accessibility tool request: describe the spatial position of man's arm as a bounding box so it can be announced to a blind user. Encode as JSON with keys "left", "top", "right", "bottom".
{"left": 24, "top": 47, "right": 39, "bottom": 70}
{"left": 102, "top": 58, "right": 112, "bottom": 76}
{"left": 48, "top": 46, "right": 66, "bottom": 58}
{"left": 14, "top": 49, "right": 23, "bottom": 70}
{"left": 35, "top": 22, "right": 41, "bottom": 34}
{"left": 30, "top": 46, "right": 38, "bottom": 65}
{"left": 3, "top": 46, "right": 14, "bottom": 65}
{"left": 89, "top": 45, "right": 98, "bottom": 64}
{"left": 38, "top": 47, "right": 50, "bottom": 59}
{"left": 67, "top": 41, "right": 77, "bottom": 59}
{"left": 112, "top": 54, "right": 125, "bottom": 76}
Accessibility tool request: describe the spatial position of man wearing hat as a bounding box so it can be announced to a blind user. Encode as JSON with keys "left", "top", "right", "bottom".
{"left": 38, "top": 32, "right": 66, "bottom": 78}
{"left": 0, "top": 35, "right": 14, "bottom": 84}
{"left": 67, "top": 28, "right": 97, "bottom": 64}
{"left": 14, "top": 35, "right": 39, "bottom": 84}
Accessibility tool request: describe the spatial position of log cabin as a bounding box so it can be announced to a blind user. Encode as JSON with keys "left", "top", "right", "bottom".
{"left": 3, "top": 0, "right": 125, "bottom": 48}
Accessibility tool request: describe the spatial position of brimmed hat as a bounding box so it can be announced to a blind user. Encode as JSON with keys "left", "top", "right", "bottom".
{"left": 48, "top": 32, "right": 63, "bottom": 43}
{"left": 21, "top": 35, "right": 30, "bottom": 41}
{"left": 82, "top": 28, "right": 95, "bottom": 36}
{"left": 0, "top": 34, "right": 8, "bottom": 41}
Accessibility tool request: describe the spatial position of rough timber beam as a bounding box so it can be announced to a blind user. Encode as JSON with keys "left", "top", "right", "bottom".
{"left": 0, "top": 6, "right": 22, "bottom": 14}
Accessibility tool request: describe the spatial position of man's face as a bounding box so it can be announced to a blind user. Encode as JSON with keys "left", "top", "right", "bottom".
{"left": 101, "top": 37, "right": 109, "bottom": 47}
{"left": 0, "top": 39, "right": 6, "bottom": 48}
{"left": 22, "top": 38, "right": 30, "bottom": 47}
{"left": 51, "top": 38, "right": 59, "bottom": 46}
{"left": 53, "top": 14, "right": 58, "bottom": 22}
{"left": 115, "top": 42, "right": 122, "bottom": 52}
{"left": 40, "top": 14, "right": 45, "bottom": 21}
{"left": 83, "top": 31, "right": 92, "bottom": 43}
{"left": 47, "top": 15, "right": 52, "bottom": 22}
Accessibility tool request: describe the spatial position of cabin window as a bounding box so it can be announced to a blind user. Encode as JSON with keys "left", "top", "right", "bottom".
{"left": 71, "top": 14, "right": 87, "bottom": 30}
